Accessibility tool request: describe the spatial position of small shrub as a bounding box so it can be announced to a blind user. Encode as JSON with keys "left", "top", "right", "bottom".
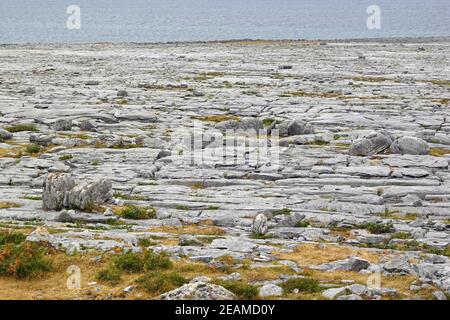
{"left": 58, "top": 154, "right": 73, "bottom": 161}
{"left": 143, "top": 250, "right": 172, "bottom": 271}
{"left": 113, "top": 251, "right": 144, "bottom": 273}
{"left": 138, "top": 238, "right": 157, "bottom": 247}
{"left": 26, "top": 144, "right": 41, "bottom": 155}
{"left": 113, "top": 250, "right": 172, "bottom": 274}
{"left": 215, "top": 280, "right": 258, "bottom": 299}
{"left": 96, "top": 267, "right": 122, "bottom": 285}
{"left": 281, "top": 277, "right": 321, "bottom": 294}
{"left": 118, "top": 205, "right": 156, "bottom": 220}
{"left": 113, "top": 192, "right": 147, "bottom": 201}
{"left": 391, "top": 232, "right": 412, "bottom": 239}
{"left": 295, "top": 220, "right": 310, "bottom": 228}
{"left": 6, "top": 124, "right": 37, "bottom": 133}
{"left": 361, "top": 222, "right": 394, "bottom": 234}
{"left": 0, "top": 242, "right": 52, "bottom": 279}
{"left": 137, "top": 271, "right": 187, "bottom": 294}
{"left": 0, "top": 231, "right": 26, "bottom": 245}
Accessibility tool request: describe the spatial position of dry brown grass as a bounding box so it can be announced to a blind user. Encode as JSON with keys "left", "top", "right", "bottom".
{"left": 305, "top": 269, "right": 417, "bottom": 298}
{"left": 0, "top": 147, "right": 22, "bottom": 158}
{"left": 240, "top": 265, "right": 293, "bottom": 283}
{"left": 147, "top": 224, "right": 226, "bottom": 236}
{"left": 276, "top": 243, "right": 388, "bottom": 266}
{"left": 0, "top": 253, "right": 224, "bottom": 300}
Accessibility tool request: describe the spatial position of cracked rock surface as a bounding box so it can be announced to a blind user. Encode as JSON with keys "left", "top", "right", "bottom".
{"left": 0, "top": 40, "right": 449, "bottom": 299}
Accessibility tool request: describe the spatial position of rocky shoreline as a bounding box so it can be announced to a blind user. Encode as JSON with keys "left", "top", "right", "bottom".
{"left": 0, "top": 40, "right": 449, "bottom": 300}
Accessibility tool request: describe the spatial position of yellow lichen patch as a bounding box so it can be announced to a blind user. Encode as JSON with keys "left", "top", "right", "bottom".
{"left": 190, "top": 114, "right": 240, "bottom": 122}
{"left": 429, "top": 147, "right": 450, "bottom": 157}
{"left": 148, "top": 224, "right": 226, "bottom": 236}
{"left": 0, "top": 202, "right": 22, "bottom": 209}
{"left": 275, "top": 243, "right": 388, "bottom": 266}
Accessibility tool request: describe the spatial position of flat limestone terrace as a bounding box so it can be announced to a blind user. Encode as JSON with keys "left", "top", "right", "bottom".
{"left": 0, "top": 40, "right": 449, "bottom": 300}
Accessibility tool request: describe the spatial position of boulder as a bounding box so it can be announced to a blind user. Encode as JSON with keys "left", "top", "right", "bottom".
{"left": 215, "top": 118, "right": 264, "bottom": 131}
{"left": 316, "top": 256, "right": 371, "bottom": 272}
{"left": 390, "top": 136, "right": 429, "bottom": 155}
{"left": 26, "top": 227, "right": 55, "bottom": 244}
{"left": 67, "top": 178, "right": 113, "bottom": 210}
{"left": 159, "top": 277, "right": 236, "bottom": 300}
{"left": 30, "top": 134, "right": 54, "bottom": 146}
{"left": 322, "top": 287, "right": 351, "bottom": 299}
{"left": 54, "top": 209, "right": 75, "bottom": 223}
{"left": 276, "top": 212, "right": 306, "bottom": 227}
{"left": 287, "top": 119, "right": 315, "bottom": 136}
{"left": 117, "top": 89, "right": 128, "bottom": 97}
{"left": 24, "top": 87, "right": 36, "bottom": 95}
{"left": 79, "top": 120, "right": 97, "bottom": 131}
{"left": 0, "top": 129, "right": 13, "bottom": 141}
{"left": 432, "top": 290, "right": 447, "bottom": 300}
{"left": 52, "top": 119, "right": 72, "bottom": 131}
{"left": 349, "top": 132, "right": 392, "bottom": 156}
{"left": 42, "top": 173, "right": 76, "bottom": 210}
{"left": 252, "top": 213, "right": 268, "bottom": 236}
{"left": 259, "top": 284, "right": 283, "bottom": 297}
{"left": 383, "top": 257, "right": 413, "bottom": 274}
{"left": 179, "top": 235, "right": 203, "bottom": 247}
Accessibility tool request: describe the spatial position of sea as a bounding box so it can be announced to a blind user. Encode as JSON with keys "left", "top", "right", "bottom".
{"left": 0, "top": 0, "right": 449, "bottom": 44}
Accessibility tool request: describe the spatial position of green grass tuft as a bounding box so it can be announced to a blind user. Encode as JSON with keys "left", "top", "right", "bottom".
{"left": 281, "top": 277, "right": 322, "bottom": 294}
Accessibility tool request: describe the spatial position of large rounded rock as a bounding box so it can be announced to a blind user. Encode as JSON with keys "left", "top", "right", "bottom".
{"left": 52, "top": 119, "right": 72, "bottom": 131}
{"left": 287, "top": 119, "right": 315, "bottom": 136}
{"left": 215, "top": 118, "right": 264, "bottom": 131}
{"left": 259, "top": 284, "right": 283, "bottom": 297}
{"left": 67, "top": 178, "right": 113, "bottom": 211}
{"left": 42, "top": 173, "right": 76, "bottom": 210}
{"left": 390, "top": 136, "right": 429, "bottom": 155}
{"left": 30, "top": 133, "right": 54, "bottom": 146}
{"left": 349, "top": 132, "right": 392, "bottom": 156}
{"left": 0, "top": 129, "right": 13, "bottom": 141}
{"left": 159, "top": 277, "right": 236, "bottom": 300}
{"left": 252, "top": 213, "right": 268, "bottom": 236}
{"left": 276, "top": 212, "right": 306, "bottom": 227}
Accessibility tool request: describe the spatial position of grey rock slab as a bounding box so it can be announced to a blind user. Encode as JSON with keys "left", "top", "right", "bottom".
{"left": 209, "top": 238, "right": 257, "bottom": 253}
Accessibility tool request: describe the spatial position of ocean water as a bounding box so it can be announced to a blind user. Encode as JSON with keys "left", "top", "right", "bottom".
{"left": 0, "top": 0, "right": 449, "bottom": 44}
